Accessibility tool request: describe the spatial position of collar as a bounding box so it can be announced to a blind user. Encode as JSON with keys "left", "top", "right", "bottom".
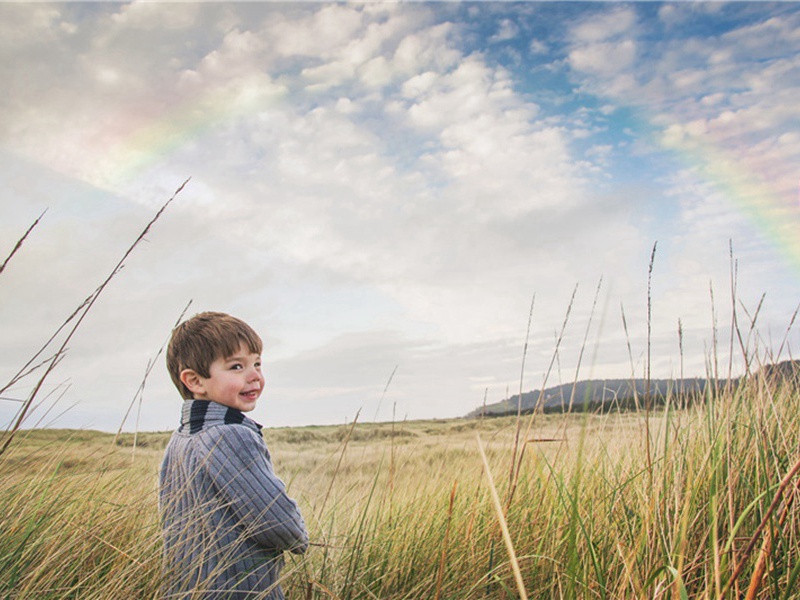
{"left": 178, "top": 399, "right": 263, "bottom": 435}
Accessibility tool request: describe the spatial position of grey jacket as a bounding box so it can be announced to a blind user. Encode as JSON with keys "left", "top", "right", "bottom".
{"left": 159, "top": 400, "right": 309, "bottom": 599}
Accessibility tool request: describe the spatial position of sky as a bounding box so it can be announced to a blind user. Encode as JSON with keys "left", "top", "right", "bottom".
{"left": 1, "top": 1, "right": 800, "bottom": 433}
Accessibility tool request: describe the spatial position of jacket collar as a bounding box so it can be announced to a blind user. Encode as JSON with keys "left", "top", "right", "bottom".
{"left": 178, "top": 399, "right": 262, "bottom": 435}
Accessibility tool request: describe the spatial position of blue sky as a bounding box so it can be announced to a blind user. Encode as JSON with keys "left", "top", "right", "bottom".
{"left": 1, "top": 2, "right": 799, "bottom": 432}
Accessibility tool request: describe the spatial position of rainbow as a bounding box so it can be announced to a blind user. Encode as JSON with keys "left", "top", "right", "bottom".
{"left": 88, "top": 76, "right": 286, "bottom": 190}
{"left": 75, "top": 70, "right": 800, "bottom": 283}
{"left": 658, "top": 120, "right": 800, "bottom": 274}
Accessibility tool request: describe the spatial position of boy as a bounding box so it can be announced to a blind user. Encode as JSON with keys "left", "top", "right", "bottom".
{"left": 159, "top": 311, "right": 308, "bottom": 599}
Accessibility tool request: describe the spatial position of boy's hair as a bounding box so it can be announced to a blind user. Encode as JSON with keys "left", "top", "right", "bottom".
{"left": 167, "top": 311, "right": 263, "bottom": 399}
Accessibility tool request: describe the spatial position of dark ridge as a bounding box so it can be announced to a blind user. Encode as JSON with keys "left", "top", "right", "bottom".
{"left": 466, "top": 360, "right": 800, "bottom": 418}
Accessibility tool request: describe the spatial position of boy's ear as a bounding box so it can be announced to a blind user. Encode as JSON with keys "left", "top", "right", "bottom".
{"left": 179, "top": 369, "right": 206, "bottom": 397}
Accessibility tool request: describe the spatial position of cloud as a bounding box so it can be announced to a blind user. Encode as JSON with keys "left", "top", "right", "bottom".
{"left": 564, "top": 4, "right": 800, "bottom": 245}
{"left": 490, "top": 18, "right": 520, "bottom": 43}
{"left": 2, "top": 3, "right": 798, "bottom": 432}
{"left": 270, "top": 4, "right": 366, "bottom": 58}
{"left": 529, "top": 38, "right": 548, "bottom": 55}
{"left": 569, "top": 6, "right": 637, "bottom": 43}
{"left": 568, "top": 39, "right": 637, "bottom": 76}
{"left": 80, "top": 5, "right": 614, "bottom": 343}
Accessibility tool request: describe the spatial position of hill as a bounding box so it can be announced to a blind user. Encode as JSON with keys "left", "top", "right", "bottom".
{"left": 466, "top": 360, "right": 800, "bottom": 418}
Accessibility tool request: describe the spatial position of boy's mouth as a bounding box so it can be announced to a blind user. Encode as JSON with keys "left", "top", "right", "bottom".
{"left": 240, "top": 388, "right": 260, "bottom": 398}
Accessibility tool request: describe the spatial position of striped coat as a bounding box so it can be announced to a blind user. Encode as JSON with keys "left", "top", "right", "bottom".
{"left": 159, "top": 400, "right": 308, "bottom": 599}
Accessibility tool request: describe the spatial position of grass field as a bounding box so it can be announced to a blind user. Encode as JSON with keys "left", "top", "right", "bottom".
{"left": 2, "top": 371, "right": 800, "bottom": 599}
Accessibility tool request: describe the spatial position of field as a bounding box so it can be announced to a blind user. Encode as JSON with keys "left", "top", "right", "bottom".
{"left": 3, "top": 374, "right": 800, "bottom": 599}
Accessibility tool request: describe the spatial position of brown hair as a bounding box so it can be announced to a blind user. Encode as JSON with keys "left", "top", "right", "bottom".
{"left": 166, "top": 311, "right": 263, "bottom": 399}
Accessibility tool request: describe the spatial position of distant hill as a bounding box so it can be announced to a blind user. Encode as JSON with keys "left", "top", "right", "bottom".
{"left": 466, "top": 360, "right": 800, "bottom": 418}
{"left": 755, "top": 360, "right": 800, "bottom": 384}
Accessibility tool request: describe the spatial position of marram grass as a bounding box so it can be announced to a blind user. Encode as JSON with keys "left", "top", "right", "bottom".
{"left": 2, "top": 375, "right": 800, "bottom": 599}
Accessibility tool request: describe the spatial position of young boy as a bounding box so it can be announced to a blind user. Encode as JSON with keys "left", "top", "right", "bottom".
{"left": 159, "top": 311, "right": 308, "bottom": 599}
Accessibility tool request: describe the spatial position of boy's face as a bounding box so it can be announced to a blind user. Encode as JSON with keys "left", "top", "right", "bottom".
{"left": 179, "top": 343, "right": 265, "bottom": 412}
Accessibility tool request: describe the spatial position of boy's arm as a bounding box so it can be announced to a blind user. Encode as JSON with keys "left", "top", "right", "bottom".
{"left": 200, "top": 425, "right": 309, "bottom": 554}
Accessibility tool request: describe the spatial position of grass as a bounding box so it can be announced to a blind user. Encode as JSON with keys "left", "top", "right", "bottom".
{"left": 1, "top": 378, "right": 800, "bottom": 599}
{"left": 0, "top": 431, "right": 163, "bottom": 598}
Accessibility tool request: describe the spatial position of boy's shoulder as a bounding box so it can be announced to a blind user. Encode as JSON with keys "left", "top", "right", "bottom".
{"left": 165, "top": 418, "right": 269, "bottom": 465}
{"left": 201, "top": 419, "right": 263, "bottom": 442}
{"left": 177, "top": 400, "right": 263, "bottom": 437}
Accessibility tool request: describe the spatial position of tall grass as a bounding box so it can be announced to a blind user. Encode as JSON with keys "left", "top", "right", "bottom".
{"left": 286, "top": 371, "right": 800, "bottom": 600}
{"left": 1, "top": 179, "right": 189, "bottom": 456}
{"left": 0, "top": 432, "right": 164, "bottom": 598}
{"left": 2, "top": 373, "right": 800, "bottom": 599}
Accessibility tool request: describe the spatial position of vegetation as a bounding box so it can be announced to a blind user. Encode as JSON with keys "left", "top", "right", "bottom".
{"left": 1, "top": 374, "right": 800, "bottom": 599}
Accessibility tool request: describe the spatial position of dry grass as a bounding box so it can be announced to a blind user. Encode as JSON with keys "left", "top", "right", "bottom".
{"left": 2, "top": 385, "right": 800, "bottom": 599}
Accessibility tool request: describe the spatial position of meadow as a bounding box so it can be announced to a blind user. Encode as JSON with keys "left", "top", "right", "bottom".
{"left": 2, "top": 373, "right": 800, "bottom": 599}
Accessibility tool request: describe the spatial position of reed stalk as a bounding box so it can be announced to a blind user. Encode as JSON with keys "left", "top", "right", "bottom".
{"left": 476, "top": 434, "right": 528, "bottom": 600}
{"left": 0, "top": 178, "right": 189, "bottom": 457}
{"left": 0, "top": 210, "right": 46, "bottom": 277}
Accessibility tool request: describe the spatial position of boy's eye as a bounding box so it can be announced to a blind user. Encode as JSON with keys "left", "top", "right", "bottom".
{"left": 230, "top": 363, "right": 243, "bottom": 370}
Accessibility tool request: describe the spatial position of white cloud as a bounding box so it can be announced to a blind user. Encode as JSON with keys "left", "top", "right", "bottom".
{"left": 401, "top": 71, "right": 439, "bottom": 98}
{"left": 529, "top": 38, "right": 548, "bottom": 55}
{"left": 568, "top": 40, "right": 637, "bottom": 76}
{"left": 393, "top": 22, "right": 461, "bottom": 76}
{"left": 2, "top": 3, "right": 799, "bottom": 431}
{"left": 565, "top": 4, "right": 800, "bottom": 232}
{"left": 658, "top": 2, "right": 725, "bottom": 29}
{"left": 0, "top": 4, "right": 64, "bottom": 49}
{"left": 570, "top": 7, "right": 637, "bottom": 43}
{"left": 268, "top": 4, "right": 364, "bottom": 58}
{"left": 110, "top": 1, "right": 201, "bottom": 30}
{"left": 490, "top": 18, "right": 520, "bottom": 43}
{"left": 397, "top": 55, "right": 589, "bottom": 223}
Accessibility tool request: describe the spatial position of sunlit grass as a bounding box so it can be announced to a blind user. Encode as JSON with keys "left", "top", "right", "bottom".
{"left": 0, "top": 433, "right": 163, "bottom": 599}
{"left": 2, "top": 377, "right": 800, "bottom": 599}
